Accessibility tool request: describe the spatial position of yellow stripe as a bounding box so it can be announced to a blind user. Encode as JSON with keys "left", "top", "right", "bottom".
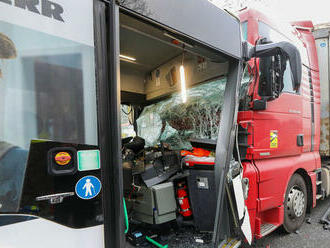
{"left": 221, "top": 238, "right": 232, "bottom": 248}
{"left": 229, "top": 240, "right": 239, "bottom": 248}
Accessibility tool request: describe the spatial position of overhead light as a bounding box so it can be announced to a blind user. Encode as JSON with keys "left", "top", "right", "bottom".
{"left": 120, "top": 54, "right": 136, "bottom": 61}
{"left": 180, "top": 65, "right": 187, "bottom": 103}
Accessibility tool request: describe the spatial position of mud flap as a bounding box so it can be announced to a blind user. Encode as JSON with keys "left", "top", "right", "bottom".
{"left": 232, "top": 173, "right": 252, "bottom": 244}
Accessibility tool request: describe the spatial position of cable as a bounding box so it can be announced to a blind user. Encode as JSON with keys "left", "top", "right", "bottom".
{"left": 121, "top": 105, "right": 132, "bottom": 115}
{"left": 121, "top": 105, "right": 134, "bottom": 125}
{"left": 123, "top": 197, "right": 129, "bottom": 234}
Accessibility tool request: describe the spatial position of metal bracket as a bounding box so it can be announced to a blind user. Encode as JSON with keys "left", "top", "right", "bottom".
{"left": 36, "top": 192, "right": 74, "bottom": 205}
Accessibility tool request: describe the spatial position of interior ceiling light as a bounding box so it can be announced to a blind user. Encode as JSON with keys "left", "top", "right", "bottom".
{"left": 180, "top": 46, "right": 187, "bottom": 103}
{"left": 120, "top": 54, "right": 136, "bottom": 61}
{"left": 180, "top": 65, "right": 187, "bottom": 103}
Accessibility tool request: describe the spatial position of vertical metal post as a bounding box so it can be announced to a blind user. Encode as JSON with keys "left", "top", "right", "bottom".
{"left": 213, "top": 60, "right": 242, "bottom": 246}
{"left": 95, "top": 0, "right": 124, "bottom": 247}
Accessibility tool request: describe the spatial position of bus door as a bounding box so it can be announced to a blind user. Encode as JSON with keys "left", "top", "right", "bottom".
{"left": 0, "top": 1, "right": 106, "bottom": 247}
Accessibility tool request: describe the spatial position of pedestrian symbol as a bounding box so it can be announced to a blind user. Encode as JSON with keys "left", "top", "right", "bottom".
{"left": 75, "top": 176, "right": 101, "bottom": 200}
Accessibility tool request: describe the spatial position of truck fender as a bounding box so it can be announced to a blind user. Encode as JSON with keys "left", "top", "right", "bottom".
{"left": 283, "top": 168, "right": 314, "bottom": 212}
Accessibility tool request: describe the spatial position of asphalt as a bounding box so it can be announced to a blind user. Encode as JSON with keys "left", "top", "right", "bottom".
{"left": 256, "top": 197, "right": 330, "bottom": 248}
{"left": 126, "top": 197, "right": 330, "bottom": 248}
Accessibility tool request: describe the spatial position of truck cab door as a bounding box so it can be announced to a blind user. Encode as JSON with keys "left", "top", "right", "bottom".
{"left": 252, "top": 22, "right": 305, "bottom": 160}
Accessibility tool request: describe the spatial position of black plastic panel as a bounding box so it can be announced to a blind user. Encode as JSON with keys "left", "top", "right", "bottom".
{"left": 187, "top": 169, "right": 217, "bottom": 232}
{"left": 20, "top": 140, "right": 102, "bottom": 228}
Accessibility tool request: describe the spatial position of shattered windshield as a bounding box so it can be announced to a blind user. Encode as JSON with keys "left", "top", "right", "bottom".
{"left": 136, "top": 78, "right": 226, "bottom": 150}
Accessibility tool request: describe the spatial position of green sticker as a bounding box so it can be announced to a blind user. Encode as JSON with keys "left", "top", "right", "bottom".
{"left": 77, "top": 150, "right": 101, "bottom": 171}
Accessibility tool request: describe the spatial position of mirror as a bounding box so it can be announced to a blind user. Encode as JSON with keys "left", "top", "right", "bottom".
{"left": 245, "top": 41, "right": 302, "bottom": 102}
{"left": 259, "top": 53, "right": 287, "bottom": 99}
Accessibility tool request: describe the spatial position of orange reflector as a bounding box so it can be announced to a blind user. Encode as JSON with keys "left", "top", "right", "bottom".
{"left": 55, "top": 152, "right": 72, "bottom": 165}
{"left": 172, "top": 39, "right": 180, "bottom": 45}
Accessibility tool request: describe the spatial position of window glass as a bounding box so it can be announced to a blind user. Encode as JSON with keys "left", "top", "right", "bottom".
{"left": 241, "top": 21, "right": 248, "bottom": 41}
{"left": 282, "top": 60, "right": 295, "bottom": 93}
{"left": 239, "top": 65, "right": 252, "bottom": 110}
{"left": 258, "top": 21, "right": 297, "bottom": 94}
{"left": 0, "top": 26, "right": 97, "bottom": 149}
{"left": 0, "top": 8, "right": 97, "bottom": 214}
{"left": 258, "top": 21, "right": 288, "bottom": 43}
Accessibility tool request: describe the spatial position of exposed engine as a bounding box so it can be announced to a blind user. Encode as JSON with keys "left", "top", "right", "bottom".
{"left": 122, "top": 135, "right": 217, "bottom": 236}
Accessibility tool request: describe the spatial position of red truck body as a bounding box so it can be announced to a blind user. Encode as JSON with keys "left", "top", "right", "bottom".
{"left": 238, "top": 8, "right": 321, "bottom": 239}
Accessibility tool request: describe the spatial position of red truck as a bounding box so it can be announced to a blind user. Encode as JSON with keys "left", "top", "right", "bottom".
{"left": 237, "top": 7, "right": 324, "bottom": 240}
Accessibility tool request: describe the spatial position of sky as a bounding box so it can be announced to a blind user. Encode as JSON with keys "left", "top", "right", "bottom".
{"left": 209, "top": 0, "right": 330, "bottom": 25}
{"left": 273, "top": 0, "right": 330, "bottom": 25}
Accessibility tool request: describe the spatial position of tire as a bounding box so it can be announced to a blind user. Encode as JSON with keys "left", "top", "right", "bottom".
{"left": 283, "top": 173, "right": 307, "bottom": 233}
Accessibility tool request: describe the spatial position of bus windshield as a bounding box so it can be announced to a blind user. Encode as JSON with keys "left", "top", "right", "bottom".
{"left": 135, "top": 78, "right": 226, "bottom": 150}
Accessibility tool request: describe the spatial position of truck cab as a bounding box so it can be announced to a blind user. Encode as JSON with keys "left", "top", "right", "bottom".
{"left": 238, "top": 8, "right": 322, "bottom": 238}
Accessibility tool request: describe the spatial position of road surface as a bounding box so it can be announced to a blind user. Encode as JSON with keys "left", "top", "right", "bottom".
{"left": 169, "top": 197, "right": 330, "bottom": 247}
{"left": 256, "top": 197, "right": 330, "bottom": 248}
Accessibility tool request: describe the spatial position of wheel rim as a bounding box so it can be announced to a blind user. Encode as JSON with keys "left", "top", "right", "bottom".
{"left": 287, "top": 186, "right": 305, "bottom": 218}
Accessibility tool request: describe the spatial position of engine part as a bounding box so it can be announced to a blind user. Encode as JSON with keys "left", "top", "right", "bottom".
{"left": 123, "top": 136, "right": 145, "bottom": 153}
{"left": 132, "top": 182, "right": 177, "bottom": 225}
{"left": 141, "top": 150, "right": 181, "bottom": 187}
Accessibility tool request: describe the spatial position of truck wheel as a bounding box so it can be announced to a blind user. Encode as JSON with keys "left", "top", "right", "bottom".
{"left": 283, "top": 173, "right": 307, "bottom": 233}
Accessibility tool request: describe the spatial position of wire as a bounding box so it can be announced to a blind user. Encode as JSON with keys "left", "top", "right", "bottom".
{"left": 121, "top": 105, "right": 134, "bottom": 125}
{"left": 121, "top": 105, "right": 132, "bottom": 115}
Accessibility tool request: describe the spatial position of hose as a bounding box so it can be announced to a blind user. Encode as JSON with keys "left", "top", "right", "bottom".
{"left": 123, "top": 198, "right": 168, "bottom": 247}
{"left": 146, "top": 236, "right": 168, "bottom": 248}
{"left": 123, "top": 198, "right": 129, "bottom": 234}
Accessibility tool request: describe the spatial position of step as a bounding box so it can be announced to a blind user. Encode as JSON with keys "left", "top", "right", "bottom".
{"left": 220, "top": 238, "right": 241, "bottom": 248}
{"left": 260, "top": 223, "right": 278, "bottom": 237}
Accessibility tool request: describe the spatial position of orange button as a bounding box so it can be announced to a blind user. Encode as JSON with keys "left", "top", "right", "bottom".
{"left": 55, "top": 152, "right": 71, "bottom": 166}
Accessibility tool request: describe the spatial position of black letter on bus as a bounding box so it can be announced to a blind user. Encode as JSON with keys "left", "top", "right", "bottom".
{"left": 14, "top": 0, "right": 40, "bottom": 14}
{"left": 42, "top": 0, "right": 64, "bottom": 22}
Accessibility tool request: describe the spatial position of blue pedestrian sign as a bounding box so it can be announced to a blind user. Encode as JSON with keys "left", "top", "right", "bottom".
{"left": 320, "top": 42, "right": 327, "bottom": 48}
{"left": 75, "top": 175, "right": 102, "bottom": 200}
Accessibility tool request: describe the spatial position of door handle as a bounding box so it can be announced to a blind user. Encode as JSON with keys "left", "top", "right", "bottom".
{"left": 297, "top": 134, "right": 304, "bottom": 147}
